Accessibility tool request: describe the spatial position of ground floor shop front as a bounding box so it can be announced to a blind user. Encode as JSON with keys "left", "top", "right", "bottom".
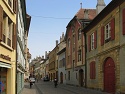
{"left": 0, "top": 62, "right": 16, "bottom": 94}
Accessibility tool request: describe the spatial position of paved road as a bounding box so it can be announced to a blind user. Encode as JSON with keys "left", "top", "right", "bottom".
{"left": 35, "top": 80, "right": 109, "bottom": 94}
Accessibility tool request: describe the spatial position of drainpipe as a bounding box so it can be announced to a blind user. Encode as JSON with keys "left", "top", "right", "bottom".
{"left": 15, "top": 1, "right": 18, "bottom": 94}
{"left": 83, "top": 32, "right": 87, "bottom": 88}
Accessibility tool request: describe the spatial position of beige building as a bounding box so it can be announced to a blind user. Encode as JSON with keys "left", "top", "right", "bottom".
{"left": 48, "top": 41, "right": 59, "bottom": 81}
{"left": 82, "top": 0, "right": 125, "bottom": 93}
{"left": 0, "top": 0, "right": 16, "bottom": 94}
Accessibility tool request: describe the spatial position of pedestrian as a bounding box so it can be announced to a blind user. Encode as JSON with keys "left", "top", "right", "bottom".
{"left": 54, "top": 78, "right": 58, "bottom": 88}
{"left": 29, "top": 78, "right": 33, "bottom": 88}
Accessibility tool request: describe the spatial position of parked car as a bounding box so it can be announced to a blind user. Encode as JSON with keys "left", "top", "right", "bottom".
{"left": 43, "top": 76, "right": 49, "bottom": 81}
{"left": 29, "top": 77, "right": 35, "bottom": 83}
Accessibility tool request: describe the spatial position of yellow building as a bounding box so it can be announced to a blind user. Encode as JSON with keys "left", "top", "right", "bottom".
{"left": 48, "top": 41, "right": 59, "bottom": 81}
{"left": 0, "top": 0, "right": 16, "bottom": 94}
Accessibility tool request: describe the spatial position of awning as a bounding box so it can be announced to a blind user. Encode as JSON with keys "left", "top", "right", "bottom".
{"left": 0, "top": 62, "right": 11, "bottom": 68}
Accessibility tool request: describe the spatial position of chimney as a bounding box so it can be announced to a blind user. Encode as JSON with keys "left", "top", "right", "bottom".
{"left": 42, "top": 56, "right": 44, "bottom": 59}
{"left": 62, "top": 32, "right": 64, "bottom": 40}
{"left": 56, "top": 40, "right": 58, "bottom": 46}
{"left": 96, "top": 0, "right": 106, "bottom": 14}
{"left": 60, "top": 36, "right": 62, "bottom": 42}
{"left": 45, "top": 51, "right": 47, "bottom": 59}
{"left": 84, "top": 9, "right": 89, "bottom": 19}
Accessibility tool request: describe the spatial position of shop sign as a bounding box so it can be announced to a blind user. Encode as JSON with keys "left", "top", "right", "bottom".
{"left": 0, "top": 81, "right": 4, "bottom": 93}
{"left": 0, "top": 54, "right": 11, "bottom": 61}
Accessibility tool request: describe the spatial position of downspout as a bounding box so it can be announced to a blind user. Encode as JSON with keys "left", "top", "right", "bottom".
{"left": 84, "top": 32, "right": 87, "bottom": 88}
{"left": 15, "top": 1, "right": 18, "bottom": 94}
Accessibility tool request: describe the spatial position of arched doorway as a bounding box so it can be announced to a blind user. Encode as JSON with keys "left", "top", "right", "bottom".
{"left": 79, "top": 69, "right": 84, "bottom": 87}
{"left": 60, "top": 72, "right": 63, "bottom": 84}
{"left": 104, "top": 57, "right": 115, "bottom": 93}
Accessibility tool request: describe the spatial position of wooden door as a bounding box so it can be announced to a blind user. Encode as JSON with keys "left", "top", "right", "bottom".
{"left": 104, "top": 57, "right": 115, "bottom": 93}
{"left": 79, "top": 69, "right": 83, "bottom": 87}
{"left": 60, "top": 72, "right": 63, "bottom": 84}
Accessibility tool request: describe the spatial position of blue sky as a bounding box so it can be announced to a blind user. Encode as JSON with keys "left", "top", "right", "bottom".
{"left": 26, "top": 0, "right": 111, "bottom": 59}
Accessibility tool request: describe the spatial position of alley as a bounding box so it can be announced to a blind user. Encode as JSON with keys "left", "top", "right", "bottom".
{"left": 31, "top": 80, "right": 109, "bottom": 94}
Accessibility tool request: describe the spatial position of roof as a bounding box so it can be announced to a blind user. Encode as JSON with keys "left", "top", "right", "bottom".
{"left": 75, "top": 8, "right": 96, "bottom": 20}
{"left": 82, "top": 0, "right": 124, "bottom": 32}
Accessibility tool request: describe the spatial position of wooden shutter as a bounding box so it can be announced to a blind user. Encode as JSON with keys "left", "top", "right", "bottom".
{"left": 122, "top": 8, "right": 125, "bottom": 35}
{"left": 92, "top": 62, "right": 96, "bottom": 79}
{"left": 88, "top": 35, "right": 91, "bottom": 51}
{"left": 12, "top": 23, "right": 16, "bottom": 49}
{"left": 101, "top": 26, "right": 104, "bottom": 46}
{"left": 111, "top": 18, "right": 115, "bottom": 40}
{"left": 0, "top": 5, "right": 3, "bottom": 41}
{"left": 94, "top": 31, "right": 97, "bottom": 49}
{"left": 90, "top": 62, "right": 92, "bottom": 79}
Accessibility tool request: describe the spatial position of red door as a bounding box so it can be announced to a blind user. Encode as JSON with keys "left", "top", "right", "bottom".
{"left": 104, "top": 57, "right": 115, "bottom": 93}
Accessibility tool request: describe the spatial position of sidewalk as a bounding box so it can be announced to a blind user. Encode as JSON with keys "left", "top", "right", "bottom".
{"left": 21, "top": 82, "right": 39, "bottom": 94}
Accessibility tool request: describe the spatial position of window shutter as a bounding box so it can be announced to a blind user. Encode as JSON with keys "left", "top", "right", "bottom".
{"left": 88, "top": 35, "right": 91, "bottom": 51}
{"left": 90, "top": 63, "right": 92, "bottom": 79}
{"left": 92, "top": 62, "right": 96, "bottom": 79}
{"left": 0, "top": 5, "right": 3, "bottom": 41}
{"left": 122, "top": 8, "right": 125, "bottom": 35}
{"left": 111, "top": 18, "right": 115, "bottom": 40}
{"left": 101, "top": 26, "right": 104, "bottom": 46}
{"left": 12, "top": 23, "right": 16, "bottom": 49}
{"left": 94, "top": 31, "right": 97, "bottom": 49}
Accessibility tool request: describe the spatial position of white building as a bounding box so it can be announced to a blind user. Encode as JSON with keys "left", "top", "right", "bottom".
{"left": 57, "top": 33, "right": 66, "bottom": 84}
{"left": 17, "top": 0, "right": 27, "bottom": 93}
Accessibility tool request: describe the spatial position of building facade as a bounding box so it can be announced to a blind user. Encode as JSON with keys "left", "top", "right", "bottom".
{"left": 48, "top": 41, "right": 59, "bottom": 81}
{"left": 0, "top": 0, "right": 16, "bottom": 94}
{"left": 82, "top": 0, "right": 125, "bottom": 93}
{"left": 65, "top": 7, "right": 96, "bottom": 86}
{"left": 57, "top": 32, "right": 66, "bottom": 84}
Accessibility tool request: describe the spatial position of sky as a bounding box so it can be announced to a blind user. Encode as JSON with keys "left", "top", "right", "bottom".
{"left": 26, "top": 0, "right": 111, "bottom": 59}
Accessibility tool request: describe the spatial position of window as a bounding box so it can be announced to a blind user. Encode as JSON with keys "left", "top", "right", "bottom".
{"left": 68, "top": 71, "right": 70, "bottom": 80}
{"left": 105, "top": 22, "right": 111, "bottom": 42}
{"left": 72, "top": 35, "right": 75, "bottom": 52}
{"left": 122, "top": 8, "right": 125, "bottom": 35}
{"left": 101, "top": 18, "right": 115, "bottom": 45}
{"left": 8, "top": 0, "right": 12, "bottom": 7}
{"left": 88, "top": 31, "right": 97, "bottom": 51}
{"left": 90, "top": 61, "right": 96, "bottom": 79}
{"left": 78, "top": 49, "right": 81, "bottom": 62}
{"left": 68, "top": 38, "right": 70, "bottom": 48}
{"left": 68, "top": 56, "right": 70, "bottom": 65}
{"left": 72, "top": 60, "right": 75, "bottom": 71}
{"left": 91, "top": 33, "right": 94, "bottom": 50}
{"left": 7, "top": 20, "right": 12, "bottom": 46}
{"left": 78, "top": 29, "right": 81, "bottom": 40}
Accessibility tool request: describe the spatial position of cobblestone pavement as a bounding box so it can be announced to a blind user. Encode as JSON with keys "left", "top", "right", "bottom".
{"left": 21, "top": 82, "right": 39, "bottom": 94}
{"left": 35, "top": 80, "right": 109, "bottom": 94}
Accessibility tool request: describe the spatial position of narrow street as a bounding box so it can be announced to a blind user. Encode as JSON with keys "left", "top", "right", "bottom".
{"left": 22, "top": 80, "right": 109, "bottom": 94}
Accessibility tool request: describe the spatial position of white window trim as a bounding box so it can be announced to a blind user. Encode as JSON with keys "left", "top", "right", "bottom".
{"left": 91, "top": 33, "right": 94, "bottom": 50}
{"left": 105, "top": 22, "right": 111, "bottom": 40}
